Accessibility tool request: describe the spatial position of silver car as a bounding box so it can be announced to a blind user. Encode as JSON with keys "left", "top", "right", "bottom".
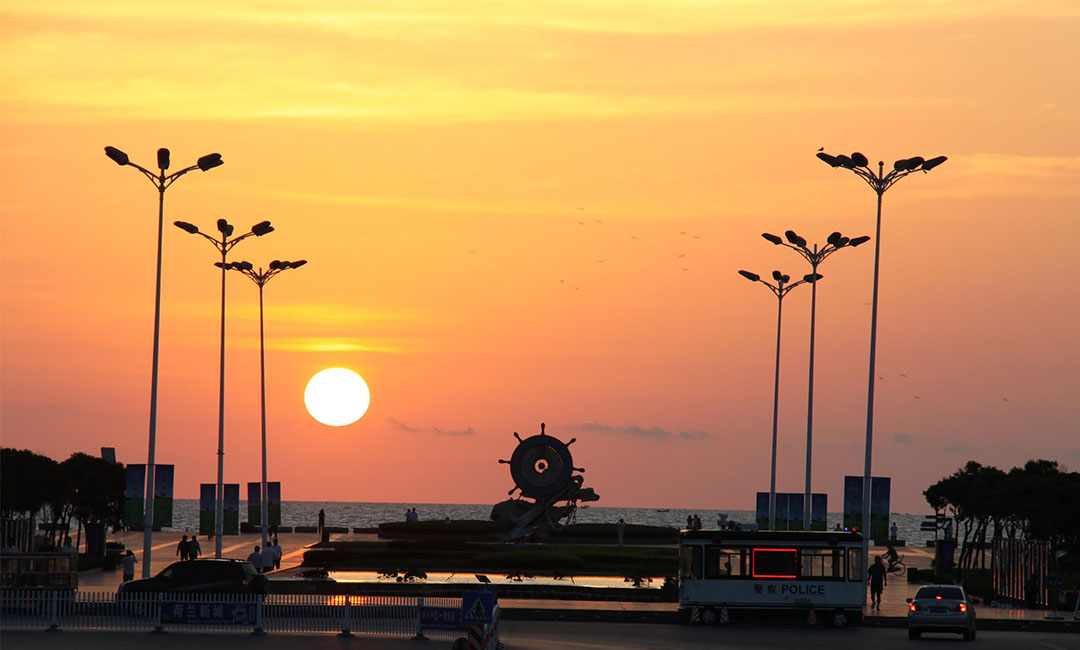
{"left": 907, "top": 584, "right": 977, "bottom": 640}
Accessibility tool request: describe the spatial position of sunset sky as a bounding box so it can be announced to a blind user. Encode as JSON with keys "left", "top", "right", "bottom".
{"left": 2, "top": 0, "right": 1077, "bottom": 514}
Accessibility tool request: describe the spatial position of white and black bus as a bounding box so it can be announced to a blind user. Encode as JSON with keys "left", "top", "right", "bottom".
{"left": 679, "top": 529, "right": 865, "bottom": 627}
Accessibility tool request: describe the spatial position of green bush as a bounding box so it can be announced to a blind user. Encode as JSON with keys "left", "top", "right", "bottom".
{"left": 474, "top": 550, "right": 586, "bottom": 572}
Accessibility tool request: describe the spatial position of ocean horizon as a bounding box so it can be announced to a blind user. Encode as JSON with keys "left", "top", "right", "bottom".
{"left": 151, "top": 499, "right": 937, "bottom": 547}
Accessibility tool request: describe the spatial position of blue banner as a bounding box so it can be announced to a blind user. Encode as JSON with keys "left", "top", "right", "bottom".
{"left": 267, "top": 481, "right": 281, "bottom": 527}
{"left": 421, "top": 606, "right": 462, "bottom": 630}
{"left": 755, "top": 492, "right": 770, "bottom": 529}
{"left": 124, "top": 465, "right": 145, "bottom": 529}
{"left": 811, "top": 493, "right": 828, "bottom": 531}
{"left": 199, "top": 484, "right": 216, "bottom": 536}
{"left": 871, "top": 477, "right": 891, "bottom": 541}
{"left": 153, "top": 464, "right": 174, "bottom": 528}
{"left": 247, "top": 482, "right": 261, "bottom": 526}
{"left": 223, "top": 484, "right": 240, "bottom": 535}
{"left": 843, "top": 475, "right": 862, "bottom": 532}
{"left": 161, "top": 600, "right": 257, "bottom": 625}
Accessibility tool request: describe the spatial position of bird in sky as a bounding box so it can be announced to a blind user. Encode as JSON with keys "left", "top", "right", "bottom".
{"left": 817, "top": 147, "right": 825, "bottom": 152}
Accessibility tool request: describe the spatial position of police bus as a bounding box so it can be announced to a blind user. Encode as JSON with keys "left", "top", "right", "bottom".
{"left": 679, "top": 529, "right": 865, "bottom": 627}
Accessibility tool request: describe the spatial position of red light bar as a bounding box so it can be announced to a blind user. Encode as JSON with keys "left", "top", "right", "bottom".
{"left": 751, "top": 547, "right": 798, "bottom": 579}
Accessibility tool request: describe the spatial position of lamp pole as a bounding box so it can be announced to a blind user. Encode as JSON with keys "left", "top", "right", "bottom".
{"left": 737, "top": 269, "right": 821, "bottom": 530}
{"left": 816, "top": 150, "right": 946, "bottom": 590}
{"left": 103, "top": 147, "right": 223, "bottom": 577}
{"left": 761, "top": 230, "right": 870, "bottom": 530}
{"left": 174, "top": 219, "right": 275, "bottom": 557}
{"left": 225, "top": 259, "right": 307, "bottom": 549}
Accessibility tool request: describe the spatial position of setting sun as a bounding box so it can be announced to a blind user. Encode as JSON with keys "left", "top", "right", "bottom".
{"left": 304, "top": 368, "right": 371, "bottom": 427}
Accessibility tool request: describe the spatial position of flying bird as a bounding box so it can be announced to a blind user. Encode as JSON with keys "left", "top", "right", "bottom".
{"left": 817, "top": 147, "right": 824, "bottom": 152}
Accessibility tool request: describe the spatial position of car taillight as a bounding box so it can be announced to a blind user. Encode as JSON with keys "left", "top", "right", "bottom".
{"left": 909, "top": 602, "right": 921, "bottom": 612}
{"left": 956, "top": 603, "right": 967, "bottom": 612}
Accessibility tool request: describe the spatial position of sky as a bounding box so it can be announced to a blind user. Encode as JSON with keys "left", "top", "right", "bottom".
{"left": 2, "top": 0, "right": 1078, "bottom": 515}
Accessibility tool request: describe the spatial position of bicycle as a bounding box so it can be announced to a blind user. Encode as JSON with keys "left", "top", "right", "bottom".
{"left": 886, "top": 555, "right": 906, "bottom": 578}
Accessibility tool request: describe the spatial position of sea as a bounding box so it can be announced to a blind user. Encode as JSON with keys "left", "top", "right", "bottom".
{"left": 160, "top": 500, "right": 936, "bottom": 546}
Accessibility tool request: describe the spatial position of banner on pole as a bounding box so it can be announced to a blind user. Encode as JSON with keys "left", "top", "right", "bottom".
{"left": 199, "top": 484, "right": 216, "bottom": 536}
{"left": 153, "top": 464, "right": 174, "bottom": 528}
{"left": 124, "top": 464, "right": 145, "bottom": 529}
{"left": 267, "top": 482, "right": 281, "bottom": 527}
{"left": 247, "top": 482, "right": 262, "bottom": 526}
{"left": 223, "top": 484, "right": 240, "bottom": 535}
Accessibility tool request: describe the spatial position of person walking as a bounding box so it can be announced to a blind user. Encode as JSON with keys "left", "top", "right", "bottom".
{"left": 247, "top": 546, "right": 262, "bottom": 567}
{"left": 121, "top": 550, "right": 138, "bottom": 583}
{"left": 189, "top": 535, "right": 201, "bottom": 559}
{"left": 890, "top": 522, "right": 898, "bottom": 541}
{"left": 260, "top": 543, "right": 275, "bottom": 574}
{"left": 176, "top": 535, "right": 191, "bottom": 561}
{"left": 616, "top": 518, "right": 626, "bottom": 547}
{"left": 318, "top": 509, "right": 325, "bottom": 533}
{"left": 867, "top": 555, "right": 888, "bottom": 610}
{"left": 271, "top": 537, "right": 282, "bottom": 570}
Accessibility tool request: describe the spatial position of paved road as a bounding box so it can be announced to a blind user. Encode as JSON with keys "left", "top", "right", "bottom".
{"left": 3, "top": 623, "right": 1078, "bottom": 650}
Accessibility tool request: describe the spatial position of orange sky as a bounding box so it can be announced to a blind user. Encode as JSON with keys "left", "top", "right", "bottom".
{"left": 2, "top": 0, "right": 1078, "bottom": 514}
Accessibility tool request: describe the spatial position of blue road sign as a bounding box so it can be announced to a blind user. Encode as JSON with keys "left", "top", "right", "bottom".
{"left": 161, "top": 601, "right": 257, "bottom": 625}
{"left": 420, "top": 605, "right": 462, "bottom": 630}
{"left": 462, "top": 591, "right": 495, "bottom": 624}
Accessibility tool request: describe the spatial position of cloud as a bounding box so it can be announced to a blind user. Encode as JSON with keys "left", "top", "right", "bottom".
{"left": 892, "top": 433, "right": 922, "bottom": 444}
{"left": 563, "top": 422, "right": 712, "bottom": 441}
{"left": 386, "top": 418, "right": 424, "bottom": 433}
{"left": 433, "top": 426, "right": 477, "bottom": 436}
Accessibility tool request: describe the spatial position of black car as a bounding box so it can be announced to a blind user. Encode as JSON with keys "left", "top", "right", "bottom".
{"left": 118, "top": 559, "right": 266, "bottom": 594}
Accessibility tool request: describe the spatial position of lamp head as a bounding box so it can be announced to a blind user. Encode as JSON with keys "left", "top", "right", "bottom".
{"left": 269, "top": 260, "right": 283, "bottom": 270}
{"left": 771, "top": 270, "right": 783, "bottom": 282}
{"left": 816, "top": 152, "right": 841, "bottom": 167}
{"left": 761, "top": 233, "right": 783, "bottom": 245}
{"left": 835, "top": 154, "right": 855, "bottom": 168}
{"left": 104, "top": 146, "right": 129, "bottom": 166}
{"left": 290, "top": 260, "right": 308, "bottom": 268}
{"left": 197, "top": 153, "right": 224, "bottom": 171}
{"left": 157, "top": 148, "right": 170, "bottom": 170}
{"left": 174, "top": 221, "right": 199, "bottom": 234}
{"left": 738, "top": 270, "right": 760, "bottom": 282}
{"left": 922, "top": 155, "right": 948, "bottom": 171}
{"left": 780, "top": 274, "right": 790, "bottom": 284}
{"left": 252, "top": 221, "right": 274, "bottom": 236}
{"left": 849, "top": 235, "right": 871, "bottom": 247}
{"left": 827, "top": 231, "right": 842, "bottom": 246}
{"left": 217, "top": 219, "right": 234, "bottom": 237}
{"left": 804, "top": 273, "right": 823, "bottom": 283}
{"left": 850, "top": 152, "right": 869, "bottom": 167}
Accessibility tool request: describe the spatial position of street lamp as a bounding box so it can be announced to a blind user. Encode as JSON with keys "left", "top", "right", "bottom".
{"left": 103, "top": 146, "right": 223, "bottom": 577}
{"left": 174, "top": 219, "right": 274, "bottom": 557}
{"left": 225, "top": 259, "right": 307, "bottom": 549}
{"left": 737, "top": 269, "right": 822, "bottom": 530}
{"left": 816, "top": 150, "right": 946, "bottom": 579}
{"left": 762, "top": 230, "right": 870, "bottom": 530}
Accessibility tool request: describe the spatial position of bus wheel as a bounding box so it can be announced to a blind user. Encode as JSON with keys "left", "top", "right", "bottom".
{"left": 700, "top": 607, "right": 718, "bottom": 625}
{"left": 829, "top": 610, "right": 849, "bottom": 628}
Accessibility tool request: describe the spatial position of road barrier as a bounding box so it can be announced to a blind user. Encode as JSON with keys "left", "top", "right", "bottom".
{"left": 0, "top": 589, "right": 498, "bottom": 644}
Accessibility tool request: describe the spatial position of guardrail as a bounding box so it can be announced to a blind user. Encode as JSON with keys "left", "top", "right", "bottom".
{"left": 0, "top": 590, "right": 499, "bottom": 646}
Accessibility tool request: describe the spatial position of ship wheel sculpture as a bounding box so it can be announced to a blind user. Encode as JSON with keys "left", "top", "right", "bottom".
{"left": 490, "top": 422, "right": 599, "bottom": 540}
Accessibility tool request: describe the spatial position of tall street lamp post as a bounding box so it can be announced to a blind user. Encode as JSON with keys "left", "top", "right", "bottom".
{"left": 761, "top": 230, "right": 870, "bottom": 530}
{"left": 174, "top": 219, "right": 274, "bottom": 557}
{"left": 103, "top": 147, "right": 223, "bottom": 577}
{"left": 225, "top": 259, "right": 307, "bottom": 549}
{"left": 737, "top": 269, "right": 822, "bottom": 530}
{"left": 816, "top": 150, "right": 946, "bottom": 580}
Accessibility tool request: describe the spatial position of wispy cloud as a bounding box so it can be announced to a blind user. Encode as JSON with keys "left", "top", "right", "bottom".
{"left": 563, "top": 422, "right": 712, "bottom": 441}
{"left": 386, "top": 418, "right": 476, "bottom": 436}
{"left": 433, "top": 426, "right": 477, "bottom": 436}
{"left": 892, "top": 433, "right": 923, "bottom": 444}
{"left": 386, "top": 417, "right": 423, "bottom": 433}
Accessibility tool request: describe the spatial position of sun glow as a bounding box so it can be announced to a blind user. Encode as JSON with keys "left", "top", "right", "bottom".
{"left": 304, "top": 368, "right": 371, "bottom": 426}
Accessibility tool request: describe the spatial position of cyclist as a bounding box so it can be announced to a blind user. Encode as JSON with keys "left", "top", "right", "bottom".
{"left": 884, "top": 543, "right": 901, "bottom": 569}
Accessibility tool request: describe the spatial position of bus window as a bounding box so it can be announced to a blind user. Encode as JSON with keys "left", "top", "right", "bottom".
{"left": 752, "top": 548, "right": 797, "bottom": 579}
{"left": 680, "top": 546, "right": 703, "bottom": 579}
{"left": 800, "top": 549, "right": 842, "bottom": 579}
{"left": 847, "top": 548, "right": 863, "bottom": 581}
{"left": 705, "top": 547, "right": 745, "bottom": 578}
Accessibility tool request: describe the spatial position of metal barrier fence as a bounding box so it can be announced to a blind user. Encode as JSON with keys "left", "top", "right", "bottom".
{"left": 0, "top": 590, "right": 498, "bottom": 645}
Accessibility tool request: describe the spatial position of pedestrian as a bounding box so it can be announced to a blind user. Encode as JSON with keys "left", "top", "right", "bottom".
{"left": 271, "top": 537, "right": 282, "bottom": 570}
{"left": 189, "top": 535, "right": 201, "bottom": 559}
{"left": 318, "top": 509, "right": 325, "bottom": 534}
{"left": 616, "top": 518, "right": 625, "bottom": 547}
{"left": 867, "top": 556, "right": 887, "bottom": 610}
{"left": 692, "top": 514, "right": 702, "bottom": 530}
{"left": 247, "top": 545, "right": 262, "bottom": 567}
{"left": 890, "top": 522, "right": 898, "bottom": 541}
{"left": 686, "top": 515, "right": 693, "bottom": 529}
{"left": 60, "top": 537, "right": 76, "bottom": 557}
{"left": 176, "top": 535, "right": 191, "bottom": 561}
{"left": 121, "top": 550, "right": 138, "bottom": 582}
{"left": 260, "top": 542, "right": 275, "bottom": 574}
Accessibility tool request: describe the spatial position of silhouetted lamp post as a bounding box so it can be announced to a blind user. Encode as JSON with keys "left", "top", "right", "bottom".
{"left": 762, "top": 230, "right": 869, "bottom": 530}
{"left": 103, "top": 146, "right": 223, "bottom": 577}
{"left": 225, "top": 259, "right": 307, "bottom": 549}
{"left": 737, "top": 269, "right": 822, "bottom": 530}
{"left": 174, "top": 219, "right": 274, "bottom": 557}
{"left": 816, "top": 150, "right": 946, "bottom": 574}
